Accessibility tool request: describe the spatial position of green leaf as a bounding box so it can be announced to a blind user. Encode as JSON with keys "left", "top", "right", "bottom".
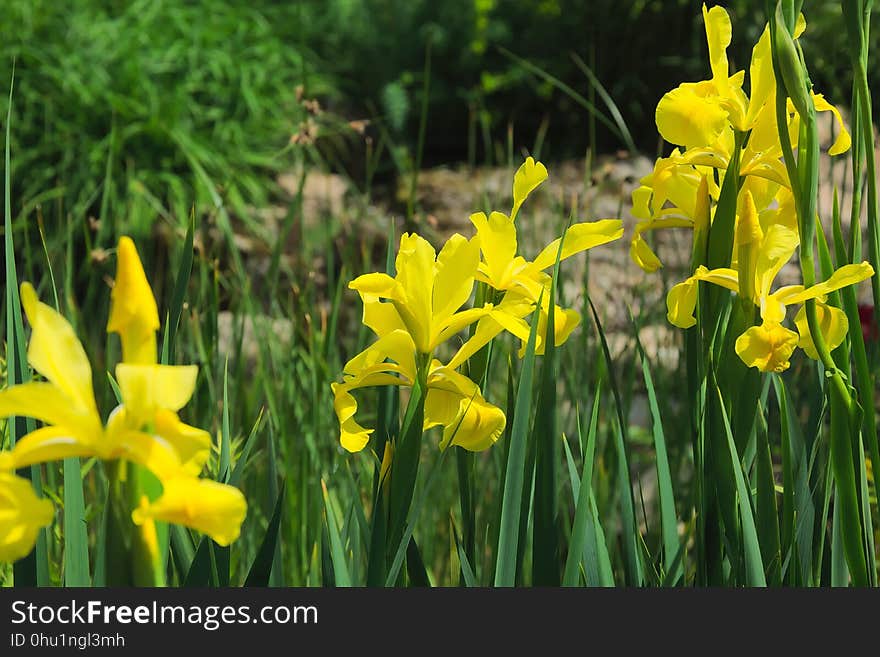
{"left": 62, "top": 457, "right": 91, "bottom": 586}
{"left": 713, "top": 382, "right": 766, "bottom": 586}
{"left": 244, "top": 480, "right": 286, "bottom": 587}
{"left": 322, "top": 480, "right": 352, "bottom": 587}
{"left": 494, "top": 296, "right": 541, "bottom": 587}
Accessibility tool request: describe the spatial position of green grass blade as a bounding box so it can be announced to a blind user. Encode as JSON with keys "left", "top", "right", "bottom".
{"left": 162, "top": 208, "right": 195, "bottom": 360}
{"left": 714, "top": 382, "right": 766, "bottom": 586}
{"left": 634, "top": 326, "right": 682, "bottom": 584}
{"left": 244, "top": 480, "right": 286, "bottom": 586}
{"left": 494, "top": 298, "right": 541, "bottom": 587}
{"left": 322, "top": 480, "right": 352, "bottom": 587}
{"left": 587, "top": 296, "right": 643, "bottom": 585}
{"left": 62, "top": 457, "right": 91, "bottom": 586}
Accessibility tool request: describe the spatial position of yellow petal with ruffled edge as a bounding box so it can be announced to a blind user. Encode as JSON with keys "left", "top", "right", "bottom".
{"left": 656, "top": 84, "right": 729, "bottom": 149}
{"left": 812, "top": 93, "right": 851, "bottom": 156}
{"left": 132, "top": 477, "right": 247, "bottom": 547}
{"left": 793, "top": 302, "right": 849, "bottom": 360}
{"left": 107, "top": 237, "right": 160, "bottom": 365}
{"left": 735, "top": 322, "right": 799, "bottom": 372}
{"left": 152, "top": 409, "right": 211, "bottom": 475}
{"left": 0, "top": 472, "right": 54, "bottom": 562}
{"left": 511, "top": 157, "right": 548, "bottom": 221}
{"left": 115, "top": 363, "right": 198, "bottom": 426}
{"left": 470, "top": 211, "right": 518, "bottom": 288}
{"left": 531, "top": 220, "right": 623, "bottom": 272}
{"left": 425, "top": 366, "right": 505, "bottom": 452}
{"left": 20, "top": 283, "right": 97, "bottom": 416}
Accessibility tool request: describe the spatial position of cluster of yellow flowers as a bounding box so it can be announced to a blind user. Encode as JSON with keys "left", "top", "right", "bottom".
{"left": 332, "top": 158, "right": 623, "bottom": 454}
{"left": 0, "top": 238, "right": 246, "bottom": 563}
{"left": 630, "top": 4, "right": 874, "bottom": 373}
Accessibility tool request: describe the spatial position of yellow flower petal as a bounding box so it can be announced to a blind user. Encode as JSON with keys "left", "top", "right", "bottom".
{"left": 786, "top": 262, "right": 875, "bottom": 305}
{"left": 667, "top": 277, "right": 700, "bottom": 329}
{"left": 812, "top": 93, "right": 851, "bottom": 156}
{"left": 152, "top": 409, "right": 212, "bottom": 476}
{"left": 755, "top": 224, "right": 799, "bottom": 303}
{"left": 656, "top": 84, "right": 729, "bottom": 148}
{"left": 433, "top": 233, "right": 480, "bottom": 324}
{"left": 0, "top": 472, "right": 54, "bottom": 563}
{"left": 794, "top": 302, "right": 849, "bottom": 360}
{"left": 20, "top": 283, "right": 97, "bottom": 415}
{"left": 0, "top": 382, "right": 103, "bottom": 448}
{"left": 704, "top": 4, "right": 732, "bottom": 93}
{"left": 470, "top": 211, "right": 517, "bottom": 288}
{"left": 107, "top": 237, "right": 160, "bottom": 364}
{"left": 115, "top": 363, "right": 198, "bottom": 424}
{"left": 425, "top": 366, "right": 505, "bottom": 452}
{"left": 531, "top": 220, "right": 624, "bottom": 272}
{"left": 631, "top": 232, "right": 663, "bottom": 273}
{"left": 361, "top": 296, "right": 406, "bottom": 338}
{"left": 131, "top": 477, "right": 247, "bottom": 547}
{"left": 734, "top": 322, "right": 799, "bottom": 372}
{"left": 0, "top": 425, "right": 102, "bottom": 470}
{"left": 511, "top": 157, "right": 548, "bottom": 221}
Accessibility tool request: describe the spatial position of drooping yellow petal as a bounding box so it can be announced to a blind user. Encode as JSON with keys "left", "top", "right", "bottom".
{"left": 511, "top": 157, "right": 548, "bottom": 221}
{"left": 446, "top": 298, "right": 535, "bottom": 371}
{"left": 734, "top": 322, "right": 799, "bottom": 372}
{"left": 470, "top": 211, "right": 517, "bottom": 287}
{"left": 107, "top": 236, "right": 160, "bottom": 365}
{"left": 425, "top": 366, "right": 505, "bottom": 452}
{"left": 131, "top": 477, "right": 247, "bottom": 547}
{"left": 20, "top": 283, "right": 97, "bottom": 415}
{"left": 343, "top": 329, "right": 417, "bottom": 381}
{"left": 667, "top": 278, "right": 700, "bottom": 329}
{"left": 152, "top": 409, "right": 212, "bottom": 476}
{"left": 667, "top": 266, "right": 739, "bottom": 329}
{"left": 631, "top": 232, "right": 663, "bottom": 273}
{"left": 116, "top": 363, "right": 198, "bottom": 425}
{"left": 656, "top": 84, "right": 729, "bottom": 148}
{"left": 812, "top": 93, "right": 851, "bottom": 156}
{"left": 0, "top": 472, "right": 54, "bottom": 563}
{"left": 531, "top": 219, "right": 624, "bottom": 272}
{"left": 794, "top": 301, "right": 849, "bottom": 360}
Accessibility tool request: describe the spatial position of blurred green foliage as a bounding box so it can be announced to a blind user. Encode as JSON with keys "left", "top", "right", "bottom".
{"left": 0, "top": 0, "right": 877, "bottom": 239}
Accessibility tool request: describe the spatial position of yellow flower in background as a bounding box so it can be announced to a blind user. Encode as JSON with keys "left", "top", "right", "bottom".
{"left": 470, "top": 158, "right": 623, "bottom": 353}
{"left": 666, "top": 193, "right": 875, "bottom": 372}
{"left": 0, "top": 472, "right": 54, "bottom": 563}
{"left": 132, "top": 477, "right": 247, "bottom": 547}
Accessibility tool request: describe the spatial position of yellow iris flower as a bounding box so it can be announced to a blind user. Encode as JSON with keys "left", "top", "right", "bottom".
{"left": 469, "top": 158, "right": 623, "bottom": 354}
{"left": 666, "top": 193, "right": 874, "bottom": 372}
{"left": 633, "top": 5, "right": 850, "bottom": 273}
{"left": 0, "top": 472, "right": 54, "bottom": 562}
{"left": 0, "top": 236, "right": 246, "bottom": 555}
{"left": 335, "top": 231, "right": 530, "bottom": 453}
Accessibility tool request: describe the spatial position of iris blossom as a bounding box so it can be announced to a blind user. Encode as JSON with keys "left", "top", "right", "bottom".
{"left": 666, "top": 193, "right": 874, "bottom": 372}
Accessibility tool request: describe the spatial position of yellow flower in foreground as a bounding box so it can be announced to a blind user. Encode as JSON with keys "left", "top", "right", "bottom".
{"left": 0, "top": 284, "right": 182, "bottom": 478}
{"left": 0, "top": 472, "right": 54, "bottom": 562}
{"left": 666, "top": 196, "right": 874, "bottom": 371}
{"left": 132, "top": 477, "right": 247, "bottom": 547}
